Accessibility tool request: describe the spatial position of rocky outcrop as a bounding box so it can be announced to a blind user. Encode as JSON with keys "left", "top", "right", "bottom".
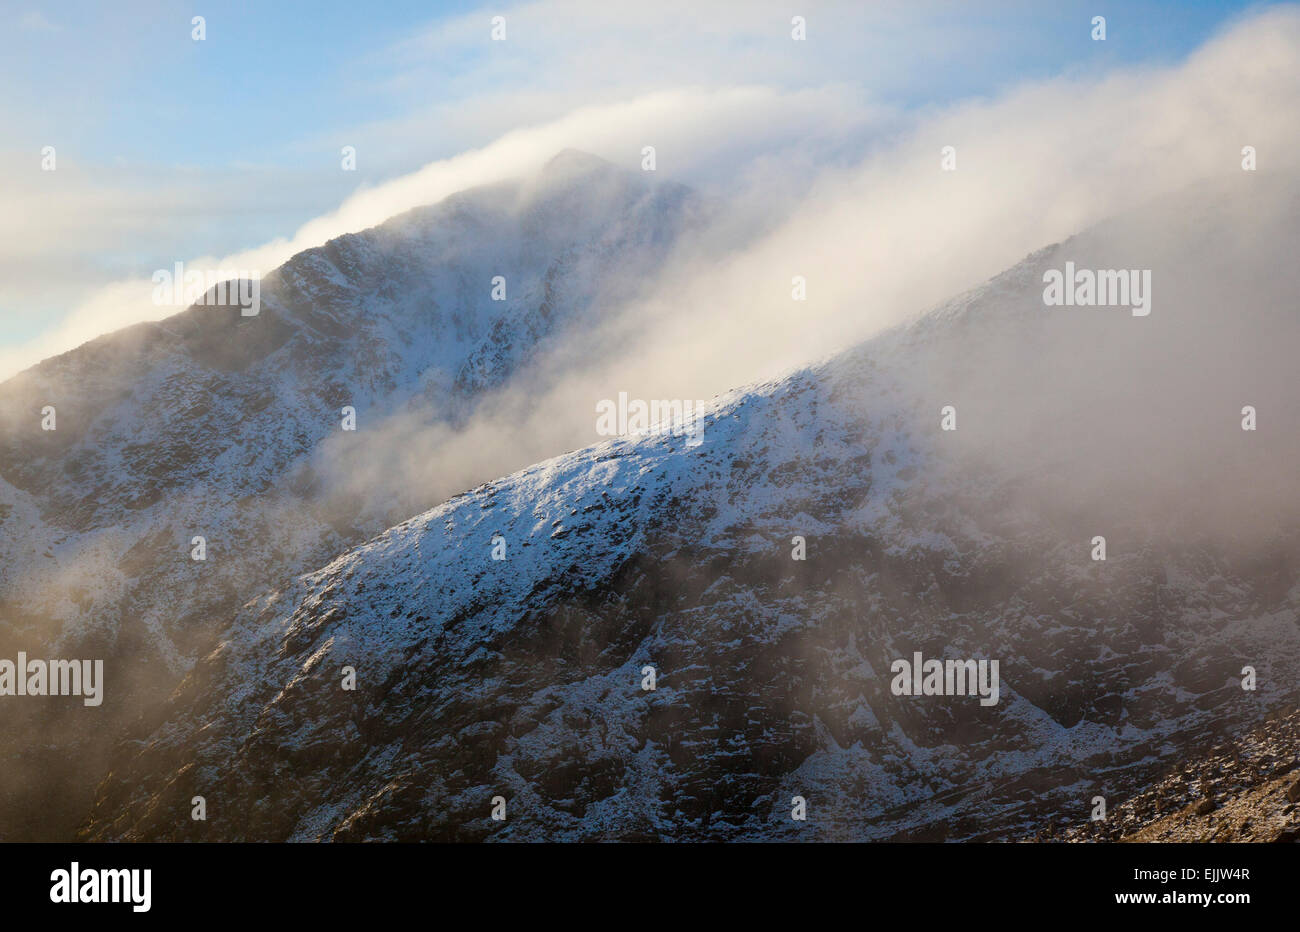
{"left": 1047, "top": 708, "right": 1300, "bottom": 842}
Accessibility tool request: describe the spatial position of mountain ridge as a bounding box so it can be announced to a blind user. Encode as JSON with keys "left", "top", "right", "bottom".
{"left": 0, "top": 150, "right": 704, "bottom": 840}
{"left": 78, "top": 173, "right": 1300, "bottom": 840}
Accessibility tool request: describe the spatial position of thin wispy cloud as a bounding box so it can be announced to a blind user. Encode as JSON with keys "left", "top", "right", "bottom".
{"left": 19, "top": 10, "right": 60, "bottom": 32}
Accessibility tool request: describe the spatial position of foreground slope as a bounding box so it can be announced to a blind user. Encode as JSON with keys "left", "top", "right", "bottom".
{"left": 84, "top": 174, "right": 1300, "bottom": 841}
{"left": 1045, "top": 707, "right": 1300, "bottom": 843}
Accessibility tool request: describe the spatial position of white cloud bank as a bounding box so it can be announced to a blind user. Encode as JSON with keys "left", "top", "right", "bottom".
{"left": 0, "top": 84, "right": 878, "bottom": 380}
{"left": 310, "top": 6, "right": 1300, "bottom": 519}
{"left": 3, "top": 4, "right": 1297, "bottom": 389}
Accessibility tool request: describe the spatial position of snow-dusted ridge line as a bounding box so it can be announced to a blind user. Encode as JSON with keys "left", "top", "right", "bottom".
{"left": 0, "top": 150, "right": 711, "bottom": 841}
{"left": 79, "top": 171, "right": 1300, "bottom": 841}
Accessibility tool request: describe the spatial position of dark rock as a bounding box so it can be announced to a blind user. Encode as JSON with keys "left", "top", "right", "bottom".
{"left": 1286, "top": 779, "right": 1300, "bottom": 803}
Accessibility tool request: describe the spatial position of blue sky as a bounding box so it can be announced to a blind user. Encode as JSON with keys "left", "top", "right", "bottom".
{"left": 0, "top": 0, "right": 1288, "bottom": 364}
{"left": 6, "top": 1, "right": 1274, "bottom": 171}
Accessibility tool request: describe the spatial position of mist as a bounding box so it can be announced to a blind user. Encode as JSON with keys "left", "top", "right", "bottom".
{"left": 2, "top": 3, "right": 1298, "bottom": 844}
{"left": 309, "top": 6, "right": 1300, "bottom": 538}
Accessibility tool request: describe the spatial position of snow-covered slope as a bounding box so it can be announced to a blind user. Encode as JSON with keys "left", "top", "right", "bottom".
{"left": 82, "top": 174, "right": 1300, "bottom": 841}
{"left": 0, "top": 150, "right": 703, "bottom": 839}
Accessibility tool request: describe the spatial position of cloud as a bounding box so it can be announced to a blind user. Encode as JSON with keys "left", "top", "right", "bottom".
{"left": 0, "top": 83, "right": 880, "bottom": 379}
{"left": 4, "top": 2, "right": 1298, "bottom": 401}
{"left": 0, "top": 0, "right": 1145, "bottom": 380}
{"left": 307, "top": 5, "right": 1300, "bottom": 523}
{"left": 19, "top": 11, "right": 60, "bottom": 32}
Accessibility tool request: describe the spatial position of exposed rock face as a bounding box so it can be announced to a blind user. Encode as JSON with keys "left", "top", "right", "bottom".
{"left": 0, "top": 152, "right": 702, "bottom": 840}
{"left": 79, "top": 176, "right": 1300, "bottom": 841}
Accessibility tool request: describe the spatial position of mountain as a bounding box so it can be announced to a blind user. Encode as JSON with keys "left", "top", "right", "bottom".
{"left": 79, "top": 173, "right": 1300, "bottom": 841}
{"left": 0, "top": 150, "right": 703, "bottom": 840}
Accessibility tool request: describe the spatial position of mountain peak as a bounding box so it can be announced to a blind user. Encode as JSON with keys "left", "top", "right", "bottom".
{"left": 543, "top": 148, "right": 618, "bottom": 173}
